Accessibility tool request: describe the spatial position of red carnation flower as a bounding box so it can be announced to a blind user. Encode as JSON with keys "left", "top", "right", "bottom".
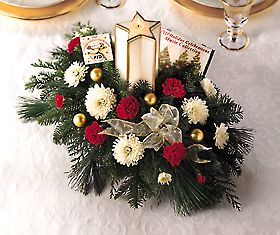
{"left": 116, "top": 96, "right": 140, "bottom": 120}
{"left": 162, "top": 78, "right": 186, "bottom": 98}
{"left": 55, "top": 93, "right": 64, "bottom": 109}
{"left": 163, "top": 142, "right": 186, "bottom": 167}
{"left": 68, "top": 37, "right": 80, "bottom": 54}
{"left": 197, "top": 174, "right": 206, "bottom": 184}
{"left": 84, "top": 121, "right": 107, "bottom": 145}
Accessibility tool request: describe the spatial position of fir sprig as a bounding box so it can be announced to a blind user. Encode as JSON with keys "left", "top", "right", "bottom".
{"left": 68, "top": 146, "right": 108, "bottom": 195}
{"left": 112, "top": 171, "right": 148, "bottom": 209}
{"left": 18, "top": 98, "right": 50, "bottom": 122}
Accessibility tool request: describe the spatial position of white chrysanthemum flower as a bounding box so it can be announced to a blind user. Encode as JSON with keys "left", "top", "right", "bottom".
{"left": 113, "top": 134, "right": 145, "bottom": 167}
{"left": 214, "top": 123, "right": 229, "bottom": 149}
{"left": 181, "top": 96, "right": 209, "bottom": 125}
{"left": 158, "top": 172, "right": 172, "bottom": 185}
{"left": 64, "top": 61, "right": 87, "bottom": 87}
{"left": 200, "top": 78, "right": 217, "bottom": 97}
{"left": 85, "top": 83, "right": 116, "bottom": 119}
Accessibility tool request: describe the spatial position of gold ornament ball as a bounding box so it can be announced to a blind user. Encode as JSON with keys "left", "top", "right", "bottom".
{"left": 73, "top": 113, "right": 86, "bottom": 127}
{"left": 144, "top": 93, "right": 157, "bottom": 106}
{"left": 191, "top": 129, "right": 204, "bottom": 142}
{"left": 90, "top": 68, "right": 103, "bottom": 82}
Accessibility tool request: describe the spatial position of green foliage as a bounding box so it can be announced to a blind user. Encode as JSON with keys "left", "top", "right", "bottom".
{"left": 68, "top": 146, "right": 108, "bottom": 195}
{"left": 17, "top": 98, "right": 50, "bottom": 122}
{"left": 53, "top": 121, "right": 74, "bottom": 145}
{"left": 65, "top": 22, "right": 97, "bottom": 39}
{"left": 17, "top": 22, "right": 254, "bottom": 215}
{"left": 213, "top": 178, "right": 241, "bottom": 211}
{"left": 111, "top": 171, "right": 148, "bottom": 209}
{"left": 208, "top": 94, "right": 244, "bottom": 124}
{"left": 169, "top": 165, "right": 217, "bottom": 215}
{"left": 228, "top": 128, "right": 254, "bottom": 158}
{"left": 138, "top": 149, "right": 165, "bottom": 202}
{"left": 25, "top": 72, "right": 57, "bottom": 91}
{"left": 102, "top": 61, "right": 129, "bottom": 98}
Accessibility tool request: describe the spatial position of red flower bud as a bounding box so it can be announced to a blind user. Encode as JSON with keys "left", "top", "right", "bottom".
{"left": 55, "top": 94, "right": 64, "bottom": 109}
{"left": 197, "top": 174, "right": 206, "bottom": 184}
{"left": 68, "top": 37, "right": 80, "bottom": 54}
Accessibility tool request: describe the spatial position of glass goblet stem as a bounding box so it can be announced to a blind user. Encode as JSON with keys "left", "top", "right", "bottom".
{"left": 219, "top": 0, "right": 255, "bottom": 50}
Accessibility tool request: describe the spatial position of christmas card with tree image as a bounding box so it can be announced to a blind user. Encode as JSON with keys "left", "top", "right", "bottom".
{"left": 160, "top": 27, "right": 215, "bottom": 75}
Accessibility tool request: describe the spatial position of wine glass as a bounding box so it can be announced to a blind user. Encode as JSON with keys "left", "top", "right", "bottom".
{"left": 219, "top": 0, "right": 255, "bottom": 50}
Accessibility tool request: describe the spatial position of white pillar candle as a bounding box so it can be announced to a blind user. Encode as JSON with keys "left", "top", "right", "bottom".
{"left": 115, "top": 12, "right": 161, "bottom": 90}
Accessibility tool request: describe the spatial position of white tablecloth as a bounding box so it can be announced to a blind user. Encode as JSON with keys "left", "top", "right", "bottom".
{"left": 1, "top": 0, "right": 280, "bottom": 234}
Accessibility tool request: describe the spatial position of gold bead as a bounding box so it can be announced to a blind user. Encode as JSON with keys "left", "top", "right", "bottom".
{"left": 144, "top": 92, "right": 157, "bottom": 106}
{"left": 73, "top": 113, "right": 86, "bottom": 127}
{"left": 190, "top": 129, "right": 204, "bottom": 142}
{"left": 90, "top": 68, "right": 103, "bottom": 82}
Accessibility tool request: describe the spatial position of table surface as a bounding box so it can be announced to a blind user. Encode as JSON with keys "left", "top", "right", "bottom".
{"left": 0, "top": 0, "right": 280, "bottom": 234}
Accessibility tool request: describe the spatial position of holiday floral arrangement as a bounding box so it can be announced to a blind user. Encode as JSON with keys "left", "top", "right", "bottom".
{"left": 18, "top": 21, "right": 253, "bottom": 216}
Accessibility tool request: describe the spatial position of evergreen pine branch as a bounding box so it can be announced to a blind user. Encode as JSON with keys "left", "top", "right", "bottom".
{"left": 213, "top": 178, "right": 241, "bottom": 211}
{"left": 227, "top": 128, "right": 254, "bottom": 159}
{"left": 225, "top": 157, "right": 242, "bottom": 176}
{"left": 51, "top": 47, "right": 84, "bottom": 73}
{"left": 17, "top": 98, "right": 50, "bottom": 122}
{"left": 51, "top": 46, "right": 71, "bottom": 60}
{"left": 190, "top": 152, "right": 229, "bottom": 178}
{"left": 169, "top": 165, "right": 219, "bottom": 215}
{"left": 112, "top": 178, "right": 130, "bottom": 200}
{"left": 32, "top": 46, "right": 80, "bottom": 78}
{"left": 36, "top": 108, "right": 63, "bottom": 125}
{"left": 132, "top": 80, "right": 152, "bottom": 97}
{"left": 64, "top": 101, "right": 86, "bottom": 115}
{"left": 209, "top": 151, "right": 242, "bottom": 177}
{"left": 212, "top": 128, "right": 254, "bottom": 176}
{"left": 131, "top": 80, "right": 153, "bottom": 119}
{"left": 102, "top": 61, "right": 129, "bottom": 98}
{"left": 109, "top": 179, "right": 119, "bottom": 199}
{"left": 25, "top": 72, "right": 58, "bottom": 91}
{"left": 67, "top": 127, "right": 88, "bottom": 158}
{"left": 39, "top": 81, "right": 66, "bottom": 101}
{"left": 127, "top": 174, "right": 147, "bottom": 209}
{"left": 112, "top": 171, "right": 148, "bottom": 209}
{"left": 53, "top": 120, "right": 86, "bottom": 147}
{"left": 186, "top": 160, "right": 242, "bottom": 211}
{"left": 68, "top": 146, "right": 108, "bottom": 195}
{"left": 32, "top": 59, "right": 58, "bottom": 70}
{"left": 208, "top": 94, "right": 244, "bottom": 124}
{"left": 226, "top": 192, "right": 241, "bottom": 211}
{"left": 138, "top": 149, "right": 164, "bottom": 202}
{"left": 53, "top": 122, "right": 72, "bottom": 145}
{"left": 65, "top": 22, "right": 97, "bottom": 39}
{"left": 50, "top": 47, "right": 76, "bottom": 73}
